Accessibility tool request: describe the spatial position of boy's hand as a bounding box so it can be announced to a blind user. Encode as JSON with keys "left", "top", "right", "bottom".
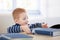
{"left": 42, "top": 23, "right": 48, "bottom": 28}
{"left": 21, "top": 25, "right": 32, "bottom": 34}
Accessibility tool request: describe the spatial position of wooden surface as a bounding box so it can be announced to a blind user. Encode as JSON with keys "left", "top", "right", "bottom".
{"left": 21, "top": 32, "right": 60, "bottom": 40}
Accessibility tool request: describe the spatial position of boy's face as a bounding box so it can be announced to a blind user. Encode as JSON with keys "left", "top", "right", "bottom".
{"left": 15, "top": 12, "right": 28, "bottom": 25}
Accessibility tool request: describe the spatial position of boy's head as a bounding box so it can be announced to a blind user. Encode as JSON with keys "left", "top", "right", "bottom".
{"left": 12, "top": 8, "right": 28, "bottom": 25}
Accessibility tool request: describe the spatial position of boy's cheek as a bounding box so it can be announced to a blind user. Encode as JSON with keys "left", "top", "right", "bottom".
{"left": 19, "top": 21, "right": 26, "bottom": 25}
{"left": 18, "top": 20, "right": 28, "bottom": 25}
{"left": 22, "top": 22, "right": 28, "bottom": 25}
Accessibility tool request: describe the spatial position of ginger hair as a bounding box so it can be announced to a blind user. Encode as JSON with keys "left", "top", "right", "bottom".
{"left": 12, "top": 8, "right": 26, "bottom": 19}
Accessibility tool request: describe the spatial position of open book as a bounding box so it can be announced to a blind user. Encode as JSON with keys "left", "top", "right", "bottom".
{"left": 0, "top": 35, "right": 10, "bottom": 40}
{"left": 0, "top": 33, "right": 33, "bottom": 40}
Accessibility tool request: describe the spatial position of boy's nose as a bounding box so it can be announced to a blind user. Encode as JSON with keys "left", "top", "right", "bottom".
{"left": 26, "top": 20, "right": 28, "bottom": 23}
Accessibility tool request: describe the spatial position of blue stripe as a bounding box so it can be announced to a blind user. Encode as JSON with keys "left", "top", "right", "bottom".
{"left": 8, "top": 24, "right": 21, "bottom": 33}
{"left": 8, "top": 27, "right": 12, "bottom": 33}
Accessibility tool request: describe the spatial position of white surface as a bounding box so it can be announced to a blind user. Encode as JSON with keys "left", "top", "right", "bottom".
{"left": 16, "top": 0, "right": 40, "bottom": 10}
{"left": 47, "top": 0, "right": 60, "bottom": 17}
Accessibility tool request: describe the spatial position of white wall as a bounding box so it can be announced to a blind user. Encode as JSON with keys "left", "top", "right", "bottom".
{"left": 47, "top": 0, "right": 60, "bottom": 17}
{"left": 16, "top": 0, "right": 40, "bottom": 10}
{"left": 39, "top": 0, "right": 60, "bottom": 27}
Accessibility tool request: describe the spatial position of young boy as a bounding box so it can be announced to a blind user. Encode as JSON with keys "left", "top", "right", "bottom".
{"left": 8, "top": 8, "right": 48, "bottom": 34}
{"left": 8, "top": 8, "right": 31, "bottom": 33}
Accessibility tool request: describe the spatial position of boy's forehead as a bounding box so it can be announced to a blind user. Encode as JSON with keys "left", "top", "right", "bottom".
{"left": 19, "top": 12, "right": 27, "bottom": 17}
{"left": 19, "top": 12, "right": 26, "bottom": 15}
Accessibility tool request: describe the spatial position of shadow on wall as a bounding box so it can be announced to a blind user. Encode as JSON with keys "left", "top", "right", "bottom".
{"left": 0, "top": 14, "right": 15, "bottom": 34}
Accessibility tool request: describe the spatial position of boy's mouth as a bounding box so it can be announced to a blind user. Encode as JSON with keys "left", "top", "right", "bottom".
{"left": 25, "top": 22, "right": 28, "bottom": 24}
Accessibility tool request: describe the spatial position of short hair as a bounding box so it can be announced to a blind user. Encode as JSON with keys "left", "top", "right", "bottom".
{"left": 12, "top": 8, "right": 26, "bottom": 19}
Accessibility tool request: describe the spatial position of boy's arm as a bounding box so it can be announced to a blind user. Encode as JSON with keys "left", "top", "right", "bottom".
{"left": 7, "top": 25, "right": 21, "bottom": 33}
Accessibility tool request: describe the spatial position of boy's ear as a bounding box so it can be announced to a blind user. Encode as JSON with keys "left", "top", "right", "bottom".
{"left": 14, "top": 19, "right": 19, "bottom": 24}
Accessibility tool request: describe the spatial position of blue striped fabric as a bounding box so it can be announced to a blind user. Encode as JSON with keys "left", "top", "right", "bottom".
{"left": 29, "top": 23, "right": 42, "bottom": 29}
{"left": 7, "top": 23, "right": 42, "bottom": 33}
{"left": 7, "top": 24, "right": 21, "bottom": 33}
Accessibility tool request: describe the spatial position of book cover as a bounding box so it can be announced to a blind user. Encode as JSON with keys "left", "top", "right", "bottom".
{"left": 32, "top": 28, "right": 60, "bottom": 36}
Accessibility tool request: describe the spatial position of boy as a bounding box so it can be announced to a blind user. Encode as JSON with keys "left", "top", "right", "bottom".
{"left": 8, "top": 8, "right": 48, "bottom": 34}
{"left": 8, "top": 8, "right": 31, "bottom": 33}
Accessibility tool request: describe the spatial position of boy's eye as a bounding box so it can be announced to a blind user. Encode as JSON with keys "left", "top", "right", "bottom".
{"left": 23, "top": 18, "right": 26, "bottom": 20}
{"left": 23, "top": 17, "right": 26, "bottom": 20}
{"left": 23, "top": 16, "right": 28, "bottom": 20}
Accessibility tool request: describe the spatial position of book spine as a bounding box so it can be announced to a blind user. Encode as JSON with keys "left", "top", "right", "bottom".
{"left": 35, "top": 30, "right": 53, "bottom": 36}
